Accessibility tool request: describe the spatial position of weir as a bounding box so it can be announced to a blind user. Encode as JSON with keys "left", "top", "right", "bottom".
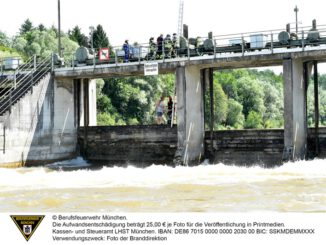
{"left": 1, "top": 38, "right": 326, "bottom": 167}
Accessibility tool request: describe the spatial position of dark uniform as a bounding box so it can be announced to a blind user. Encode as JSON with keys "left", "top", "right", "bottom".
{"left": 123, "top": 40, "right": 130, "bottom": 62}
{"left": 156, "top": 34, "right": 164, "bottom": 59}
{"left": 149, "top": 37, "right": 156, "bottom": 60}
{"left": 164, "top": 34, "right": 172, "bottom": 58}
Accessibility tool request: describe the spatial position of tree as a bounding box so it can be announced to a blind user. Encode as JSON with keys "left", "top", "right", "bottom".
{"left": 237, "top": 77, "right": 265, "bottom": 118}
{"left": 12, "top": 37, "right": 27, "bottom": 54}
{"left": 12, "top": 28, "right": 78, "bottom": 61}
{"left": 20, "top": 19, "right": 34, "bottom": 35}
{"left": 261, "top": 82, "right": 283, "bottom": 128}
{"left": 99, "top": 74, "right": 175, "bottom": 126}
{"left": 38, "top": 24, "right": 46, "bottom": 32}
{"left": 0, "top": 31, "right": 10, "bottom": 46}
{"left": 214, "top": 70, "right": 238, "bottom": 100}
{"left": 92, "top": 25, "right": 109, "bottom": 49}
{"left": 213, "top": 82, "right": 228, "bottom": 128}
{"left": 226, "top": 99, "right": 244, "bottom": 129}
{"left": 245, "top": 110, "right": 263, "bottom": 129}
{"left": 68, "top": 26, "right": 88, "bottom": 47}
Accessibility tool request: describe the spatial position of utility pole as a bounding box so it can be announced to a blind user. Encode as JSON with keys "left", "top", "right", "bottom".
{"left": 294, "top": 5, "right": 299, "bottom": 37}
{"left": 58, "top": 0, "right": 62, "bottom": 57}
{"left": 89, "top": 26, "right": 94, "bottom": 51}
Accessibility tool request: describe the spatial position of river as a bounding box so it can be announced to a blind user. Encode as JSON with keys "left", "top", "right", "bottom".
{"left": 0, "top": 158, "right": 325, "bottom": 212}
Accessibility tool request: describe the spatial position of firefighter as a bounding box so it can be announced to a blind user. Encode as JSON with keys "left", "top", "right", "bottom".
{"left": 172, "top": 33, "right": 179, "bottom": 58}
{"left": 195, "top": 36, "right": 203, "bottom": 55}
{"left": 156, "top": 34, "right": 164, "bottom": 59}
{"left": 149, "top": 37, "right": 156, "bottom": 60}
{"left": 164, "top": 34, "right": 173, "bottom": 58}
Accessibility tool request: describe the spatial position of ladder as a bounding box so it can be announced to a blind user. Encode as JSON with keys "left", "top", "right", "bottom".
{"left": 177, "top": 0, "right": 184, "bottom": 37}
{"left": 170, "top": 81, "right": 177, "bottom": 127}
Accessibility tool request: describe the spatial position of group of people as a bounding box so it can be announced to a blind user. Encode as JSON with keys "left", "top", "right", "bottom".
{"left": 122, "top": 33, "right": 179, "bottom": 63}
{"left": 155, "top": 96, "right": 174, "bottom": 125}
{"left": 149, "top": 33, "right": 179, "bottom": 60}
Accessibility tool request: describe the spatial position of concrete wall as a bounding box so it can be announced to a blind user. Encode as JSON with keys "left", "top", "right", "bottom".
{"left": 205, "top": 128, "right": 326, "bottom": 167}
{"left": 205, "top": 129, "right": 284, "bottom": 167}
{"left": 78, "top": 125, "right": 177, "bottom": 167}
{"left": 78, "top": 127, "right": 326, "bottom": 167}
{"left": 0, "top": 75, "right": 91, "bottom": 167}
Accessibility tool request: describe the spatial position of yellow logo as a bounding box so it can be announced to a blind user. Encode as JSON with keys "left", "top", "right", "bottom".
{"left": 10, "top": 215, "right": 45, "bottom": 241}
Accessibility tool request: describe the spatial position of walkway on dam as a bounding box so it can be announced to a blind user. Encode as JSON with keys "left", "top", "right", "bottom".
{"left": 53, "top": 21, "right": 326, "bottom": 79}
{"left": 55, "top": 46, "right": 326, "bottom": 79}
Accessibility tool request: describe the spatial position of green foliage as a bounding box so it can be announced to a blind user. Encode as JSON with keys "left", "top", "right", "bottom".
{"left": 68, "top": 26, "right": 88, "bottom": 47}
{"left": 38, "top": 24, "right": 46, "bottom": 32}
{"left": 320, "top": 89, "right": 326, "bottom": 125}
{"left": 226, "top": 99, "right": 244, "bottom": 129}
{"left": 0, "top": 31, "right": 10, "bottom": 46}
{"left": 210, "top": 68, "right": 286, "bottom": 129}
{"left": 20, "top": 19, "right": 34, "bottom": 35}
{"left": 92, "top": 25, "right": 109, "bottom": 49}
{"left": 237, "top": 77, "right": 265, "bottom": 117}
{"left": 245, "top": 111, "right": 264, "bottom": 129}
{"left": 11, "top": 28, "right": 78, "bottom": 62}
{"left": 214, "top": 71, "right": 238, "bottom": 99}
{"left": 205, "top": 82, "right": 228, "bottom": 129}
{"left": 98, "top": 74, "right": 175, "bottom": 126}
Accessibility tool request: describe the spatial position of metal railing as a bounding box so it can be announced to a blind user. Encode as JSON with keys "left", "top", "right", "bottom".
{"left": 56, "top": 23, "right": 326, "bottom": 70}
{"left": 0, "top": 55, "right": 52, "bottom": 116}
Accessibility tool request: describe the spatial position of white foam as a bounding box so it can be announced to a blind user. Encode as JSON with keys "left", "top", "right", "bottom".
{"left": 0, "top": 159, "right": 325, "bottom": 192}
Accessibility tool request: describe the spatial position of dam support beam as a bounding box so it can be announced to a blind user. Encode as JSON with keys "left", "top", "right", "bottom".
{"left": 313, "top": 61, "right": 320, "bottom": 156}
{"left": 282, "top": 58, "right": 307, "bottom": 161}
{"left": 175, "top": 65, "right": 205, "bottom": 166}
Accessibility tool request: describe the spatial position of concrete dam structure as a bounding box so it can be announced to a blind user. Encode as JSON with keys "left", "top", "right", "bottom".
{"left": 1, "top": 36, "right": 326, "bottom": 167}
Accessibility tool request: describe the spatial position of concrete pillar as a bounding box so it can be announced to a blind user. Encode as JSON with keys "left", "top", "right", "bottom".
{"left": 176, "top": 66, "right": 186, "bottom": 149}
{"left": 78, "top": 79, "right": 97, "bottom": 127}
{"left": 88, "top": 79, "right": 97, "bottom": 126}
{"left": 175, "top": 65, "right": 205, "bottom": 165}
{"left": 283, "top": 58, "right": 307, "bottom": 161}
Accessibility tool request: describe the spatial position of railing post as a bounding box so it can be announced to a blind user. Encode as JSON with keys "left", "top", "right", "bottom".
{"left": 30, "top": 69, "right": 34, "bottom": 93}
{"left": 72, "top": 54, "right": 75, "bottom": 69}
{"left": 9, "top": 90, "right": 12, "bottom": 114}
{"left": 187, "top": 42, "right": 190, "bottom": 60}
{"left": 51, "top": 53, "right": 54, "bottom": 72}
{"left": 33, "top": 55, "right": 37, "bottom": 70}
{"left": 271, "top": 33, "right": 274, "bottom": 54}
{"left": 93, "top": 48, "right": 96, "bottom": 68}
{"left": 13, "top": 71, "right": 16, "bottom": 89}
{"left": 138, "top": 46, "right": 141, "bottom": 64}
{"left": 214, "top": 39, "right": 217, "bottom": 59}
{"left": 115, "top": 49, "right": 118, "bottom": 66}
{"left": 302, "top": 30, "right": 305, "bottom": 51}
{"left": 241, "top": 35, "right": 245, "bottom": 56}
{"left": 163, "top": 42, "right": 165, "bottom": 62}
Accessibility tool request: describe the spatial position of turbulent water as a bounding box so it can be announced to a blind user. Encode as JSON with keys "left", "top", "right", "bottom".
{"left": 0, "top": 158, "right": 326, "bottom": 212}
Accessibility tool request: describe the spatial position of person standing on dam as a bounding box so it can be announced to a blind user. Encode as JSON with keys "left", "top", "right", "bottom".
{"left": 123, "top": 40, "right": 130, "bottom": 62}
{"left": 155, "top": 96, "right": 165, "bottom": 125}
{"left": 156, "top": 34, "right": 164, "bottom": 59}
{"left": 167, "top": 96, "right": 173, "bottom": 125}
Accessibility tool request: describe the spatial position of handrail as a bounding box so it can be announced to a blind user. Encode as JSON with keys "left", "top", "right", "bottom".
{"left": 0, "top": 56, "right": 35, "bottom": 88}
{"left": 0, "top": 55, "right": 52, "bottom": 115}
{"left": 0, "top": 56, "right": 50, "bottom": 92}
